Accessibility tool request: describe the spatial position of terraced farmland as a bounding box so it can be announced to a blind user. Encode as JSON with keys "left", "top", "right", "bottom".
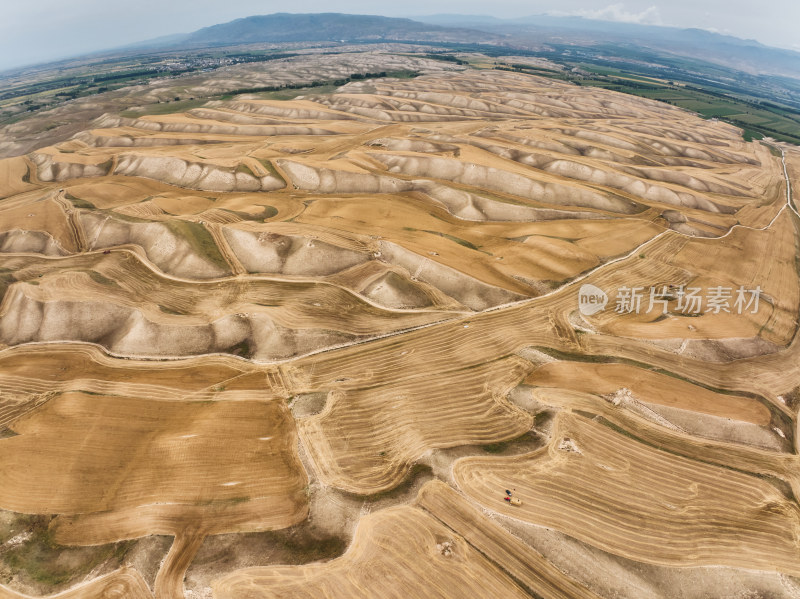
{"left": 0, "top": 67, "right": 799, "bottom": 598}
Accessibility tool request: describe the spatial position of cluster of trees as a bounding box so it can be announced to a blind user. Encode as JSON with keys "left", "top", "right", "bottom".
{"left": 423, "top": 54, "right": 468, "bottom": 65}
{"left": 225, "top": 71, "right": 419, "bottom": 96}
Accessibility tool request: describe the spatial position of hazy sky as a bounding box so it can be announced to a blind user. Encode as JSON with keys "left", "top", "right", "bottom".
{"left": 0, "top": 0, "right": 796, "bottom": 71}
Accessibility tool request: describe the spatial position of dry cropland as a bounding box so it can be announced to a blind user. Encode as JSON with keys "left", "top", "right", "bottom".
{"left": 1, "top": 64, "right": 800, "bottom": 598}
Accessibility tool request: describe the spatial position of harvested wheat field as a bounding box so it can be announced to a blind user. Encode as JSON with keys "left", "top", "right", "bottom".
{"left": 0, "top": 65, "right": 799, "bottom": 598}
{"left": 213, "top": 481, "right": 603, "bottom": 599}
{"left": 454, "top": 412, "right": 800, "bottom": 573}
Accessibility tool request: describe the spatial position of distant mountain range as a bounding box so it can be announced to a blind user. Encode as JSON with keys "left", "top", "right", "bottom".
{"left": 132, "top": 13, "right": 500, "bottom": 48}
{"left": 127, "top": 12, "right": 800, "bottom": 80}
{"left": 413, "top": 14, "right": 800, "bottom": 79}
{"left": 122, "top": 12, "right": 800, "bottom": 81}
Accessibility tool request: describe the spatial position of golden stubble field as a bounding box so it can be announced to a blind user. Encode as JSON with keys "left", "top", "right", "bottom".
{"left": 0, "top": 68, "right": 798, "bottom": 598}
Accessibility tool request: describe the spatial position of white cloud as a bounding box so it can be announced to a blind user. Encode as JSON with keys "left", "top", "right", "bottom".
{"left": 550, "top": 3, "right": 663, "bottom": 26}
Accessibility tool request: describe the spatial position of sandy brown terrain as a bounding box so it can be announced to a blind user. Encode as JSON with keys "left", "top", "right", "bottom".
{"left": 454, "top": 412, "right": 800, "bottom": 573}
{"left": 0, "top": 66, "right": 798, "bottom": 598}
{"left": 0, "top": 47, "right": 468, "bottom": 160}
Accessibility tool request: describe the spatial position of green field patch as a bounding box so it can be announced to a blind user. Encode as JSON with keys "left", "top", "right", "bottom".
{"left": 64, "top": 193, "right": 95, "bottom": 210}
{"left": 420, "top": 229, "right": 481, "bottom": 251}
{"left": 163, "top": 219, "right": 230, "bottom": 272}
{"left": 119, "top": 98, "right": 208, "bottom": 118}
{"left": 235, "top": 162, "right": 257, "bottom": 178}
{"left": 84, "top": 270, "right": 118, "bottom": 287}
{"left": 2, "top": 515, "right": 133, "bottom": 590}
{"left": 256, "top": 158, "right": 286, "bottom": 185}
